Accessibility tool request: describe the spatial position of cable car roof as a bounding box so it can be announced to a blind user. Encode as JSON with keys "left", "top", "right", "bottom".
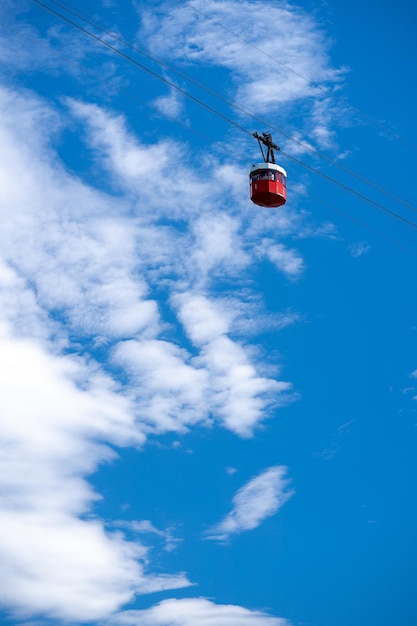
{"left": 250, "top": 162, "right": 287, "bottom": 177}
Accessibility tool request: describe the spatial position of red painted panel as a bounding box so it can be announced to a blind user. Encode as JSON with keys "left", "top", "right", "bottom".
{"left": 250, "top": 179, "right": 286, "bottom": 207}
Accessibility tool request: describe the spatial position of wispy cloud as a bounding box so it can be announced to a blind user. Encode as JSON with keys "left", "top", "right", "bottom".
{"left": 138, "top": 0, "right": 348, "bottom": 151}
{"left": 153, "top": 88, "right": 187, "bottom": 121}
{"left": 263, "top": 242, "right": 305, "bottom": 279}
{"left": 349, "top": 242, "right": 371, "bottom": 257}
{"left": 314, "top": 419, "right": 355, "bottom": 461}
{"left": 206, "top": 466, "right": 294, "bottom": 540}
{"left": 336, "top": 419, "right": 355, "bottom": 434}
{"left": 313, "top": 444, "right": 340, "bottom": 461}
{"left": 113, "top": 520, "right": 182, "bottom": 553}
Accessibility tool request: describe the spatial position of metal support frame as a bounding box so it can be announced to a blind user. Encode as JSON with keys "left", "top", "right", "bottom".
{"left": 253, "top": 132, "right": 280, "bottom": 164}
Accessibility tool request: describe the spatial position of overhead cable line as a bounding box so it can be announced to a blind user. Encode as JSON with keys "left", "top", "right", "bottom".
{"left": 292, "top": 183, "right": 417, "bottom": 259}
{"left": 185, "top": 0, "right": 417, "bottom": 154}
{"left": 281, "top": 149, "right": 417, "bottom": 231}
{"left": 4, "top": 17, "right": 417, "bottom": 255}
{"left": 30, "top": 0, "right": 417, "bottom": 233}
{"left": 1, "top": 18, "right": 233, "bottom": 151}
{"left": 30, "top": 0, "right": 252, "bottom": 138}
{"left": 32, "top": 0, "right": 417, "bottom": 215}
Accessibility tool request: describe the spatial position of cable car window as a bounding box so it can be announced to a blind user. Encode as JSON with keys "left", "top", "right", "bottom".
{"left": 276, "top": 172, "right": 286, "bottom": 186}
{"left": 251, "top": 169, "right": 286, "bottom": 185}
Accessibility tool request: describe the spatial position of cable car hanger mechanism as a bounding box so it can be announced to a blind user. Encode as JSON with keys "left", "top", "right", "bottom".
{"left": 253, "top": 132, "right": 280, "bottom": 164}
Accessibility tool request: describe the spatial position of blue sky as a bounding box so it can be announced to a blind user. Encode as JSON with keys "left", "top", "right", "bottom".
{"left": 0, "top": 1, "right": 416, "bottom": 625}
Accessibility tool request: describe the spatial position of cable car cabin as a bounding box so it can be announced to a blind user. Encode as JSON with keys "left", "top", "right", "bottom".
{"left": 250, "top": 162, "right": 287, "bottom": 208}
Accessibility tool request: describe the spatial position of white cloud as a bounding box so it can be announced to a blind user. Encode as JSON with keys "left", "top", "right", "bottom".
{"left": 264, "top": 243, "right": 305, "bottom": 278}
{"left": 349, "top": 242, "right": 371, "bottom": 257}
{"left": 113, "top": 338, "right": 210, "bottom": 433}
{"left": 206, "top": 466, "right": 293, "bottom": 540}
{"left": 189, "top": 213, "right": 250, "bottom": 285}
{"left": 115, "top": 520, "right": 165, "bottom": 535}
{"left": 111, "top": 597, "right": 291, "bottom": 626}
{"left": 0, "top": 87, "right": 163, "bottom": 345}
{"left": 410, "top": 369, "right": 417, "bottom": 379}
{"left": 138, "top": 0, "right": 347, "bottom": 150}
{"left": 297, "top": 220, "right": 338, "bottom": 240}
{"left": 113, "top": 520, "right": 182, "bottom": 553}
{"left": 0, "top": 326, "right": 190, "bottom": 622}
{"left": 202, "top": 336, "right": 286, "bottom": 436}
{"left": 66, "top": 99, "right": 214, "bottom": 222}
{"left": 174, "top": 292, "right": 293, "bottom": 437}
{"left": 113, "top": 290, "right": 293, "bottom": 439}
{"left": 173, "top": 292, "right": 234, "bottom": 344}
{"left": 153, "top": 88, "right": 186, "bottom": 121}
{"left": 68, "top": 99, "right": 171, "bottom": 180}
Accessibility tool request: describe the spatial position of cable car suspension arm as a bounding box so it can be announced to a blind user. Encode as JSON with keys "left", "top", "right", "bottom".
{"left": 253, "top": 132, "right": 280, "bottom": 164}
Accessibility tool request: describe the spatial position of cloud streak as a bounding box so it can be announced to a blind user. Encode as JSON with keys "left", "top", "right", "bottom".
{"left": 206, "top": 466, "right": 294, "bottom": 540}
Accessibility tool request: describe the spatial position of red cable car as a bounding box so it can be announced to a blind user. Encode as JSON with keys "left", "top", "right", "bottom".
{"left": 250, "top": 132, "right": 287, "bottom": 208}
